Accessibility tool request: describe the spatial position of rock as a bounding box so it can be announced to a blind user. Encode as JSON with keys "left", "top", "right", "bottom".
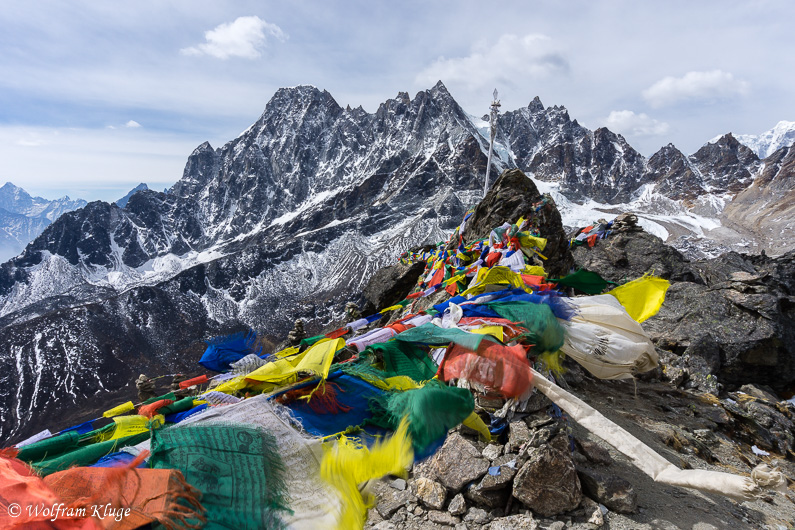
{"left": 448, "top": 493, "right": 467, "bottom": 516}
{"left": 574, "top": 439, "right": 613, "bottom": 466}
{"left": 512, "top": 441, "right": 582, "bottom": 516}
{"left": 372, "top": 521, "right": 396, "bottom": 530}
{"left": 571, "top": 229, "right": 696, "bottom": 284}
{"left": 413, "top": 477, "right": 447, "bottom": 510}
{"left": 428, "top": 510, "right": 462, "bottom": 526}
{"left": 662, "top": 363, "right": 687, "bottom": 387}
{"left": 390, "top": 478, "right": 407, "bottom": 491}
{"left": 461, "top": 169, "right": 573, "bottom": 278}
{"left": 424, "top": 433, "right": 490, "bottom": 492}
{"left": 482, "top": 444, "right": 503, "bottom": 461}
{"left": 588, "top": 505, "right": 605, "bottom": 527}
{"left": 377, "top": 488, "right": 413, "bottom": 519}
{"left": 486, "top": 514, "right": 538, "bottom": 530}
{"left": 611, "top": 212, "right": 640, "bottom": 232}
{"left": 363, "top": 260, "right": 427, "bottom": 312}
{"left": 287, "top": 319, "right": 307, "bottom": 346}
{"left": 506, "top": 420, "right": 532, "bottom": 453}
{"left": 463, "top": 507, "right": 491, "bottom": 525}
{"left": 477, "top": 395, "right": 507, "bottom": 411}
{"left": 576, "top": 468, "right": 637, "bottom": 514}
{"left": 739, "top": 383, "right": 780, "bottom": 403}
{"left": 464, "top": 482, "right": 511, "bottom": 510}
{"left": 479, "top": 455, "right": 519, "bottom": 491}
{"left": 522, "top": 390, "right": 553, "bottom": 412}
{"left": 643, "top": 252, "right": 795, "bottom": 391}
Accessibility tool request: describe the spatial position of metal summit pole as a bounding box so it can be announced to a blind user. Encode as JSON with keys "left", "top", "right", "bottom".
{"left": 484, "top": 88, "right": 501, "bottom": 197}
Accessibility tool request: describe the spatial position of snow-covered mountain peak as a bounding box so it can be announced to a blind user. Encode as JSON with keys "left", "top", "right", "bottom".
{"left": 734, "top": 120, "right": 795, "bottom": 159}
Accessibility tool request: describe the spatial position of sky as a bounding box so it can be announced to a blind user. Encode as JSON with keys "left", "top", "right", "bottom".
{"left": 0, "top": 0, "right": 792, "bottom": 202}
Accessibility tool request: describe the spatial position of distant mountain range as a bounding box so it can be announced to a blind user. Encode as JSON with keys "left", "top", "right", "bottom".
{"left": 0, "top": 82, "right": 793, "bottom": 442}
{"left": 0, "top": 183, "right": 87, "bottom": 262}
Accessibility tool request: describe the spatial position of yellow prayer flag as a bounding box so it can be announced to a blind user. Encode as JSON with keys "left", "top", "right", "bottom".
{"left": 443, "top": 273, "right": 465, "bottom": 286}
{"left": 462, "top": 412, "right": 492, "bottom": 442}
{"left": 469, "top": 326, "right": 504, "bottom": 342}
{"left": 461, "top": 266, "right": 526, "bottom": 297}
{"left": 518, "top": 233, "right": 547, "bottom": 251}
{"left": 96, "top": 414, "right": 162, "bottom": 442}
{"left": 522, "top": 265, "right": 547, "bottom": 277}
{"left": 246, "top": 338, "right": 345, "bottom": 386}
{"left": 102, "top": 401, "right": 135, "bottom": 418}
{"left": 607, "top": 275, "right": 670, "bottom": 323}
{"left": 321, "top": 418, "right": 414, "bottom": 530}
{"left": 274, "top": 346, "right": 300, "bottom": 358}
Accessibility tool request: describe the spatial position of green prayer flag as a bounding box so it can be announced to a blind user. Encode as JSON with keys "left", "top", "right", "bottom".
{"left": 488, "top": 301, "right": 565, "bottom": 354}
{"left": 32, "top": 432, "right": 150, "bottom": 476}
{"left": 550, "top": 268, "right": 608, "bottom": 295}
{"left": 149, "top": 424, "right": 291, "bottom": 529}
{"left": 366, "top": 341, "right": 437, "bottom": 383}
{"left": 395, "top": 322, "right": 495, "bottom": 352}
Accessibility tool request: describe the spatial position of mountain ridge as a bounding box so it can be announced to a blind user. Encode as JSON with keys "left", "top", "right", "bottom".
{"left": 1, "top": 82, "right": 793, "bottom": 442}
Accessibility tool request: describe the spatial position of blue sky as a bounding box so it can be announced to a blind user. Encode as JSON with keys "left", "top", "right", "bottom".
{"left": 1, "top": 0, "right": 792, "bottom": 202}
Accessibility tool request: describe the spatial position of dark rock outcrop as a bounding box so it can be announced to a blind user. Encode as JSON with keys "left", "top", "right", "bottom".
{"left": 462, "top": 168, "right": 573, "bottom": 278}
{"left": 572, "top": 227, "right": 795, "bottom": 390}
{"left": 362, "top": 261, "right": 426, "bottom": 313}
{"left": 571, "top": 229, "right": 696, "bottom": 283}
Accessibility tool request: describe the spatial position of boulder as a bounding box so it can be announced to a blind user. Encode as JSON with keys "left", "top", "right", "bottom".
{"left": 422, "top": 433, "right": 490, "bottom": 492}
{"left": 571, "top": 229, "right": 696, "bottom": 283}
{"left": 576, "top": 468, "right": 637, "bottom": 514}
{"left": 738, "top": 383, "right": 780, "bottom": 403}
{"left": 482, "top": 443, "right": 504, "bottom": 461}
{"left": 574, "top": 439, "right": 613, "bottom": 466}
{"left": 362, "top": 260, "right": 427, "bottom": 312}
{"left": 461, "top": 168, "right": 573, "bottom": 278}
{"left": 412, "top": 477, "right": 447, "bottom": 510}
{"left": 512, "top": 437, "right": 582, "bottom": 516}
{"left": 464, "top": 482, "right": 511, "bottom": 509}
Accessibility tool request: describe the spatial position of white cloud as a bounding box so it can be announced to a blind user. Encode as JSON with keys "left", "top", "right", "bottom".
{"left": 415, "top": 34, "right": 568, "bottom": 90}
{"left": 125, "top": 120, "right": 142, "bottom": 128}
{"left": 180, "top": 16, "right": 287, "bottom": 59}
{"left": 15, "top": 138, "right": 43, "bottom": 147}
{"left": 642, "top": 70, "right": 750, "bottom": 108}
{"left": 605, "top": 110, "right": 670, "bottom": 137}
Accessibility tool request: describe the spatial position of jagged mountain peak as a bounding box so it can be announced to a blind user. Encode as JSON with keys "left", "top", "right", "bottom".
{"left": 116, "top": 183, "right": 149, "bottom": 208}
{"left": 528, "top": 96, "right": 544, "bottom": 113}
{"left": 693, "top": 132, "right": 759, "bottom": 165}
